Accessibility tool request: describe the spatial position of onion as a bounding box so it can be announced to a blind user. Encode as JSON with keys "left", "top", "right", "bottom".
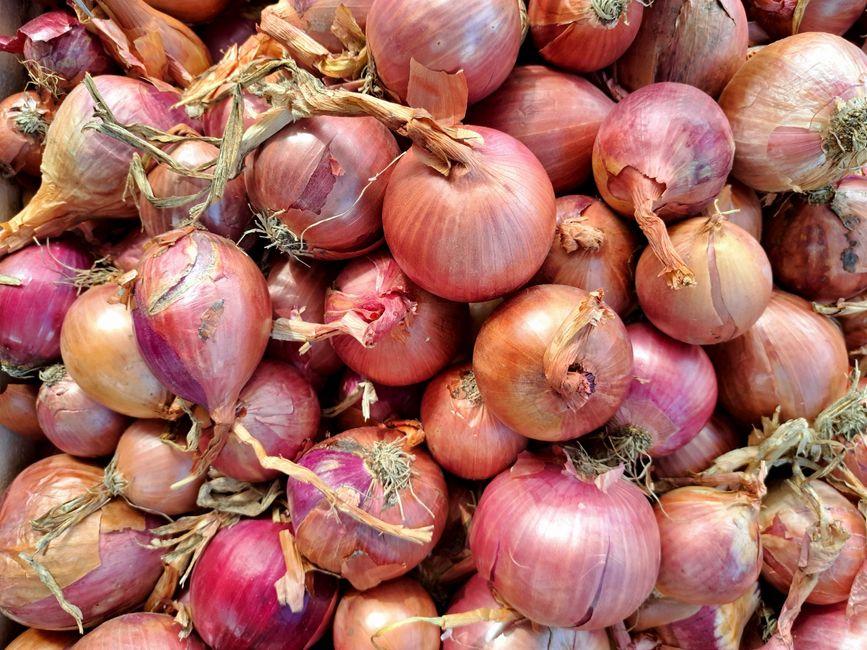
{"left": 328, "top": 368, "right": 422, "bottom": 431}
{"left": 653, "top": 412, "right": 741, "bottom": 477}
{"left": 383, "top": 125, "right": 556, "bottom": 303}
{"left": 201, "top": 92, "right": 268, "bottom": 138}
{"left": 0, "top": 91, "right": 55, "bottom": 177}
{"left": 473, "top": 284, "right": 633, "bottom": 442}
{"left": 0, "top": 383, "right": 43, "bottom": 439}
{"left": 636, "top": 209, "right": 773, "bottom": 345}
{"left": 0, "top": 239, "right": 90, "bottom": 373}
{"left": 189, "top": 519, "right": 338, "bottom": 650}
{"left": 246, "top": 116, "right": 399, "bottom": 259}
{"left": 760, "top": 479, "right": 867, "bottom": 604}
{"left": 36, "top": 367, "right": 129, "bottom": 458}
{"left": 286, "top": 425, "right": 448, "bottom": 590}
{"left": 74, "top": 612, "right": 206, "bottom": 648}
{"left": 528, "top": 0, "right": 644, "bottom": 73}
{"left": 592, "top": 82, "right": 735, "bottom": 287}
{"left": 468, "top": 65, "right": 614, "bottom": 193}
{"left": 444, "top": 573, "right": 611, "bottom": 649}
{"left": 842, "top": 432, "right": 867, "bottom": 487}
{"left": 333, "top": 577, "right": 440, "bottom": 650}
{"left": 197, "top": 4, "right": 258, "bottom": 62}
{"left": 366, "top": 0, "right": 522, "bottom": 104}
{"left": 534, "top": 195, "right": 640, "bottom": 316}
{"left": 791, "top": 603, "right": 867, "bottom": 648}
{"left": 707, "top": 290, "right": 849, "bottom": 423}
{"left": 96, "top": 228, "right": 150, "bottom": 272}
{"left": 470, "top": 452, "right": 660, "bottom": 628}
{"left": 421, "top": 362, "right": 527, "bottom": 480}
{"left": 0, "top": 76, "right": 194, "bottom": 254}
{"left": 713, "top": 180, "right": 763, "bottom": 240}
{"left": 609, "top": 322, "right": 717, "bottom": 457}
{"left": 0, "top": 455, "right": 162, "bottom": 630}
{"left": 139, "top": 141, "right": 252, "bottom": 243}
{"left": 614, "top": 0, "right": 748, "bottom": 97}
{"left": 0, "top": 12, "right": 114, "bottom": 93}
{"left": 143, "top": 0, "right": 232, "bottom": 23}
{"left": 60, "top": 283, "right": 176, "bottom": 420}
{"left": 5, "top": 628, "right": 76, "bottom": 649}
{"left": 287, "top": 1, "right": 373, "bottom": 52}
{"left": 718, "top": 33, "right": 867, "bottom": 193}
{"left": 747, "top": 0, "right": 867, "bottom": 39}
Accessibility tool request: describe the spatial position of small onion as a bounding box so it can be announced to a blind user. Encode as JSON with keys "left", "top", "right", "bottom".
{"left": 0, "top": 383, "right": 43, "bottom": 439}
{"left": 333, "top": 577, "right": 440, "bottom": 650}
{"left": 473, "top": 284, "right": 633, "bottom": 442}
{"left": 329, "top": 368, "right": 422, "bottom": 431}
{"left": 713, "top": 181, "right": 763, "bottom": 240}
{"left": 747, "top": 0, "right": 867, "bottom": 39}
{"left": 653, "top": 412, "right": 741, "bottom": 478}
{"left": 6, "top": 628, "right": 76, "bottom": 649}
{"left": 73, "top": 612, "right": 206, "bottom": 649}
{"left": 0, "top": 91, "right": 55, "bottom": 177}
{"left": 791, "top": 603, "right": 867, "bottom": 648}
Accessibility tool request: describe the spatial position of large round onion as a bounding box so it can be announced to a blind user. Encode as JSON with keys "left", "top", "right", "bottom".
{"left": 73, "top": 612, "right": 206, "bottom": 648}
{"left": 0, "top": 91, "right": 55, "bottom": 177}
{"left": 0, "top": 383, "right": 42, "bottom": 439}
{"left": 5, "top": 628, "right": 76, "bottom": 649}
{"left": 653, "top": 412, "right": 741, "bottom": 477}
{"left": 791, "top": 603, "right": 867, "bottom": 648}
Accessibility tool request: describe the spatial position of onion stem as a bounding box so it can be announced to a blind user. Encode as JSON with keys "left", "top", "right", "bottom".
{"left": 557, "top": 217, "right": 605, "bottom": 252}
{"left": 370, "top": 606, "right": 521, "bottom": 650}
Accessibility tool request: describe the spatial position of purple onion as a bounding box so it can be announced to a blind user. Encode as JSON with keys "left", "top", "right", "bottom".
{"left": 74, "top": 612, "right": 206, "bottom": 649}
{"left": 328, "top": 368, "right": 422, "bottom": 431}
{"left": 653, "top": 412, "right": 742, "bottom": 477}
{"left": 197, "top": 3, "right": 258, "bottom": 62}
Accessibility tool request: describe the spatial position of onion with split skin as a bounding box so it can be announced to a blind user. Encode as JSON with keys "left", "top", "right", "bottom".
{"left": 73, "top": 612, "right": 206, "bottom": 649}
{"left": 653, "top": 412, "right": 741, "bottom": 478}
{"left": 0, "top": 91, "right": 55, "bottom": 177}
{"left": 0, "top": 383, "right": 43, "bottom": 439}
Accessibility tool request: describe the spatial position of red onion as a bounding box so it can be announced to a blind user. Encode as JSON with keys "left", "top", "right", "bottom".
{"left": 73, "top": 612, "right": 206, "bottom": 648}
{"left": 470, "top": 452, "right": 660, "bottom": 629}
{"left": 718, "top": 33, "right": 867, "bottom": 193}
{"left": 421, "top": 362, "right": 527, "bottom": 480}
{"left": 333, "top": 577, "right": 440, "bottom": 650}
{"left": 592, "top": 82, "right": 735, "bottom": 287}
{"left": 535, "top": 195, "right": 640, "bottom": 316}
{"left": 143, "top": 0, "right": 232, "bottom": 23}
{"left": 0, "top": 455, "right": 162, "bottom": 630}
{"left": 473, "top": 285, "right": 633, "bottom": 442}
{"left": 528, "top": 0, "right": 644, "bottom": 73}
{"left": 843, "top": 433, "right": 867, "bottom": 487}
{"left": 366, "top": 0, "right": 522, "bottom": 104}
{"left": 791, "top": 603, "right": 867, "bottom": 648}
{"left": 190, "top": 519, "right": 338, "bottom": 650}
{"left": 6, "top": 628, "right": 76, "bottom": 649}
{"left": 288, "top": 0, "right": 373, "bottom": 52}
{"left": 202, "top": 92, "right": 268, "bottom": 138}
{"left": 287, "top": 425, "right": 448, "bottom": 589}
{"left": 96, "top": 228, "right": 150, "bottom": 272}
{"left": 748, "top": 0, "right": 867, "bottom": 39}
{"left": 197, "top": 4, "right": 258, "bottom": 62}
{"left": 36, "top": 367, "right": 129, "bottom": 458}
{"left": 0, "top": 91, "right": 55, "bottom": 177}
{"left": 712, "top": 180, "right": 763, "bottom": 240}
{"left": 328, "top": 368, "right": 421, "bottom": 431}
{"left": 468, "top": 65, "right": 614, "bottom": 193}
{"left": 0, "top": 383, "right": 43, "bottom": 439}
{"left": 0, "top": 239, "right": 90, "bottom": 373}
{"left": 653, "top": 412, "right": 741, "bottom": 477}
{"left": 707, "top": 290, "right": 849, "bottom": 423}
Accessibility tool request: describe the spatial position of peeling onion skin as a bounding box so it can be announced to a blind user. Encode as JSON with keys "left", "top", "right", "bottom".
{"left": 791, "top": 603, "right": 867, "bottom": 648}
{"left": 73, "top": 612, "right": 206, "bottom": 649}
{"left": 288, "top": 0, "right": 374, "bottom": 52}
{"left": 748, "top": 0, "right": 867, "bottom": 40}
{"left": 652, "top": 412, "right": 741, "bottom": 478}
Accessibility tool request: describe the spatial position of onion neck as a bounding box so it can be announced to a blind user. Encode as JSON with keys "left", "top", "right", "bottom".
{"left": 825, "top": 96, "right": 867, "bottom": 170}
{"left": 326, "top": 287, "right": 417, "bottom": 348}
{"left": 38, "top": 363, "right": 67, "bottom": 387}
{"left": 12, "top": 101, "right": 49, "bottom": 140}
{"left": 451, "top": 369, "right": 483, "bottom": 406}
{"left": 558, "top": 217, "right": 605, "bottom": 253}
{"left": 805, "top": 185, "right": 835, "bottom": 205}
{"left": 0, "top": 182, "right": 78, "bottom": 255}
{"left": 591, "top": 0, "right": 629, "bottom": 24}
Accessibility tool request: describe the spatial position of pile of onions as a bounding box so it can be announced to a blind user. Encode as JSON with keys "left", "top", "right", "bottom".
{"left": 286, "top": 425, "right": 448, "bottom": 590}
{"left": 0, "top": 383, "right": 42, "bottom": 439}
{"left": 747, "top": 0, "right": 867, "bottom": 39}
{"left": 144, "top": 0, "right": 232, "bottom": 23}
{"left": 470, "top": 453, "right": 660, "bottom": 628}
{"left": 333, "top": 577, "right": 439, "bottom": 650}
{"left": 74, "top": 612, "right": 206, "bottom": 648}
{"left": 791, "top": 603, "right": 867, "bottom": 648}
{"left": 719, "top": 33, "right": 867, "bottom": 193}
{"left": 468, "top": 65, "right": 614, "bottom": 193}
{"left": 328, "top": 368, "right": 421, "bottom": 431}
{"left": 636, "top": 208, "right": 773, "bottom": 345}
{"left": 0, "top": 91, "right": 55, "bottom": 177}
{"left": 528, "top": 0, "right": 644, "bottom": 73}
{"left": 592, "top": 82, "right": 735, "bottom": 288}
{"left": 712, "top": 181, "right": 763, "bottom": 240}
{"left": 0, "top": 239, "right": 90, "bottom": 373}
{"left": 473, "top": 284, "right": 633, "bottom": 441}
{"left": 653, "top": 412, "right": 741, "bottom": 477}
{"left": 245, "top": 116, "right": 399, "bottom": 259}
{"left": 421, "top": 362, "right": 527, "bottom": 480}
{"left": 382, "top": 125, "right": 557, "bottom": 303}
{"left": 0, "top": 76, "right": 194, "bottom": 254}
{"left": 36, "top": 367, "right": 129, "bottom": 458}
{"left": 614, "top": 0, "right": 748, "bottom": 97}
{"left": 189, "top": 519, "right": 339, "bottom": 649}
{"left": 5, "top": 628, "right": 76, "bottom": 649}
{"left": 707, "top": 290, "right": 849, "bottom": 423}
{"left": 365, "top": 0, "right": 522, "bottom": 104}
{"left": 0, "top": 455, "right": 162, "bottom": 629}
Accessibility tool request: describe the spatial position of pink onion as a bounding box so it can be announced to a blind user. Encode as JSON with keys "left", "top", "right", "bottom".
{"left": 653, "top": 412, "right": 741, "bottom": 477}
{"left": 716, "top": 181, "right": 764, "bottom": 240}
{"left": 96, "top": 229, "right": 150, "bottom": 272}
{"left": 202, "top": 92, "right": 268, "bottom": 138}
{"left": 748, "top": 0, "right": 867, "bottom": 39}
{"left": 73, "top": 612, "right": 206, "bottom": 648}
{"left": 791, "top": 603, "right": 867, "bottom": 648}
{"left": 328, "top": 368, "right": 422, "bottom": 431}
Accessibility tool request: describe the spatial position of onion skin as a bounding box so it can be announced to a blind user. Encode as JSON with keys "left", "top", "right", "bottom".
{"left": 473, "top": 284, "right": 633, "bottom": 442}
{"left": 287, "top": 426, "right": 448, "bottom": 590}
{"left": 330, "top": 368, "right": 422, "bottom": 431}
{"left": 333, "top": 577, "right": 440, "bottom": 650}
{"left": 653, "top": 412, "right": 741, "bottom": 477}
{"left": 73, "top": 612, "right": 206, "bottom": 649}
{"left": 288, "top": 0, "right": 373, "bottom": 52}
{"left": 190, "top": 519, "right": 339, "bottom": 650}
{"left": 0, "top": 91, "right": 55, "bottom": 177}
{"left": 6, "top": 628, "right": 76, "bottom": 649}
{"left": 421, "top": 363, "right": 527, "bottom": 481}
{"left": 791, "top": 603, "right": 867, "bottom": 648}
{"left": 143, "top": 0, "right": 232, "bottom": 23}
{"left": 614, "top": 0, "right": 748, "bottom": 98}
{"left": 714, "top": 181, "right": 763, "bottom": 240}
{"left": 0, "top": 384, "right": 43, "bottom": 440}
{"left": 366, "top": 0, "right": 522, "bottom": 104}
{"left": 748, "top": 0, "right": 867, "bottom": 39}
{"left": 707, "top": 290, "right": 849, "bottom": 423}
{"left": 468, "top": 65, "right": 614, "bottom": 193}
{"left": 202, "top": 92, "right": 268, "bottom": 138}
{"left": 470, "top": 453, "right": 661, "bottom": 629}
{"left": 383, "top": 126, "right": 557, "bottom": 303}
{"left": 0, "top": 455, "right": 162, "bottom": 630}
{"left": 718, "top": 33, "right": 867, "bottom": 193}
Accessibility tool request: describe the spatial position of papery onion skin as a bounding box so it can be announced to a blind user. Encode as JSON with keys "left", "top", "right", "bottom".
{"left": 791, "top": 603, "right": 867, "bottom": 649}
{"left": 470, "top": 453, "right": 661, "bottom": 629}
{"left": 760, "top": 480, "right": 867, "bottom": 604}
{"left": 6, "top": 628, "right": 76, "bottom": 649}
{"left": 714, "top": 181, "right": 763, "bottom": 240}
{"left": 468, "top": 65, "right": 614, "bottom": 193}
{"left": 0, "top": 384, "right": 43, "bottom": 440}
{"left": 718, "top": 32, "right": 867, "bottom": 193}
{"left": 535, "top": 195, "right": 640, "bottom": 316}
{"left": 421, "top": 362, "right": 527, "bottom": 480}
{"left": 143, "top": 0, "right": 232, "bottom": 24}
{"left": 706, "top": 290, "right": 849, "bottom": 423}
{"left": 0, "top": 91, "right": 55, "bottom": 177}
{"left": 287, "top": 426, "right": 448, "bottom": 590}
{"left": 202, "top": 92, "right": 268, "bottom": 138}
{"left": 61, "top": 283, "right": 176, "bottom": 420}
{"left": 73, "top": 612, "right": 206, "bottom": 649}
{"left": 473, "top": 284, "right": 633, "bottom": 442}
{"left": 0, "top": 455, "right": 162, "bottom": 629}
{"left": 366, "top": 0, "right": 522, "bottom": 104}
{"left": 0, "top": 239, "right": 90, "bottom": 371}
{"left": 748, "top": 0, "right": 867, "bottom": 39}
{"left": 330, "top": 368, "right": 422, "bottom": 431}
{"left": 653, "top": 412, "right": 741, "bottom": 477}
{"left": 382, "top": 126, "right": 556, "bottom": 303}
{"left": 333, "top": 577, "right": 440, "bottom": 650}
{"left": 190, "top": 519, "right": 339, "bottom": 650}
{"left": 289, "top": 0, "right": 373, "bottom": 52}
